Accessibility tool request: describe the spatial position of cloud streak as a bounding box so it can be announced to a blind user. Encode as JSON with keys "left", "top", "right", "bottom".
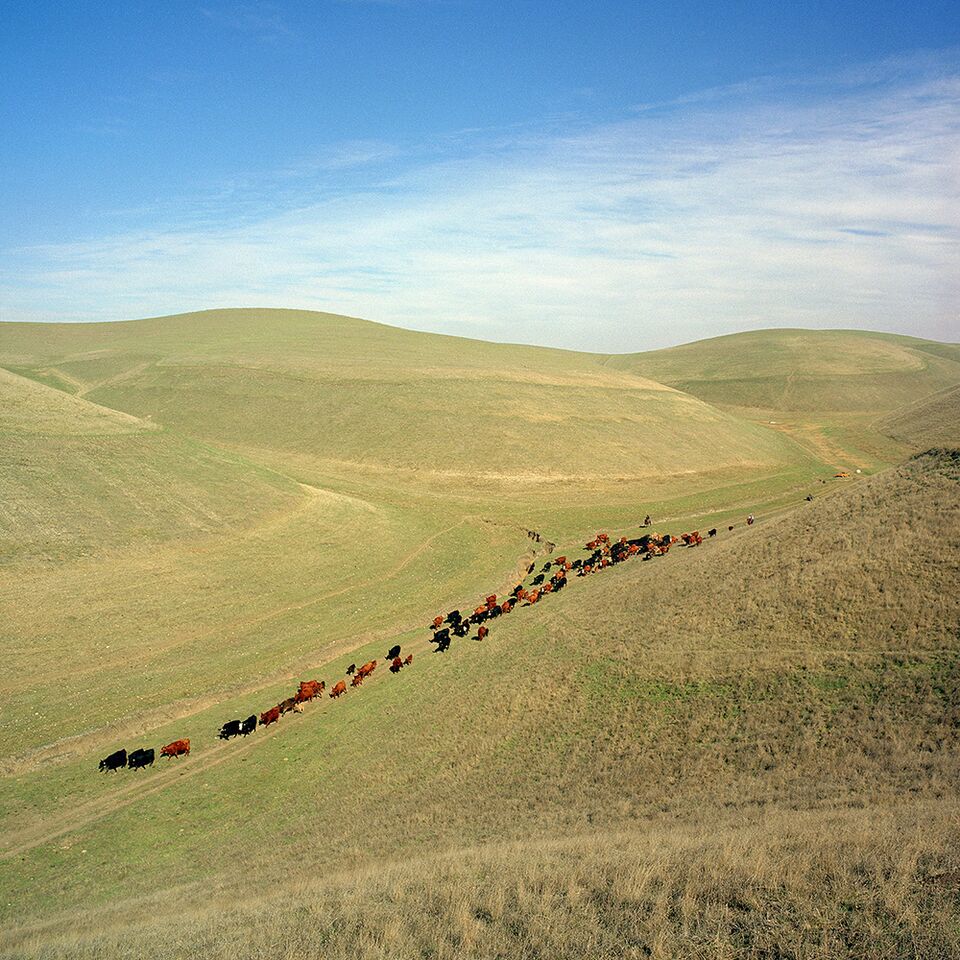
{"left": 2, "top": 58, "right": 958, "bottom": 350}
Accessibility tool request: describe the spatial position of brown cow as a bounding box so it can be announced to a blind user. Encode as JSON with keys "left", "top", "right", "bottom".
{"left": 390, "top": 656, "right": 403, "bottom": 673}
{"left": 485, "top": 594, "right": 497, "bottom": 607}
{"left": 527, "top": 589, "right": 541, "bottom": 604}
{"left": 278, "top": 696, "right": 298, "bottom": 715}
{"left": 330, "top": 680, "right": 347, "bottom": 698}
{"left": 404, "top": 653, "right": 413, "bottom": 665}
{"left": 296, "top": 679, "right": 322, "bottom": 703}
{"left": 501, "top": 600, "right": 513, "bottom": 614}
{"left": 357, "top": 660, "right": 377, "bottom": 679}
{"left": 260, "top": 706, "right": 280, "bottom": 726}
{"left": 476, "top": 625, "right": 488, "bottom": 641}
{"left": 351, "top": 673, "right": 364, "bottom": 687}
{"left": 160, "top": 738, "right": 190, "bottom": 759}
{"left": 431, "top": 615, "right": 444, "bottom": 630}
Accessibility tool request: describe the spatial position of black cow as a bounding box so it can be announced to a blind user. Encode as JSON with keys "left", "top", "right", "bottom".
{"left": 489, "top": 604, "right": 502, "bottom": 618}
{"left": 240, "top": 715, "right": 257, "bottom": 736}
{"left": 708, "top": 528, "right": 717, "bottom": 538}
{"left": 386, "top": 644, "right": 401, "bottom": 661}
{"left": 531, "top": 573, "right": 545, "bottom": 586}
{"left": 219, "top": 719, "right": 241, "bottom": 740}
{"left": 453, "top": 621, "right": 470, "bottom": 637}
{"left": 99, "top": 748, "right": 126, "bottom": 772}
{"left": 445, "top": 610, "right": 462, "bottom": 626}
{"left": 128, "top": 748, "right": 155, "bottom": 771}
{"left": 435, "top": 633, "right": 452, "bottom": 653}
{"left": 571, "top": 558, "right": 583, "bottom": 569}
{"left": 541, "top": 561, "right": 552, "bottom": 572}
{"left": 432, "top": 627, "right": 451, "bottom": 645}
{"left": 346, "top": 663, "right": 356, "bottom": 675}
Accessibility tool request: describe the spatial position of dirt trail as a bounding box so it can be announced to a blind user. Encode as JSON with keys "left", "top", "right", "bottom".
{"left": 0, "top": 718, "right": 289, "bottom": 861}
{"left": 0, "top": 642, "right": 441, "bottom": 861}
{"left": 0, "top": 524, "right": 562, "bottom": 856}
{"left": 2, "top": 515, "right": 548, "bottom": 777}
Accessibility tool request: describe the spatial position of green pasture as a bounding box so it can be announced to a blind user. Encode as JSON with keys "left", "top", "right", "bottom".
{"left": 0, "top": 311, "right": 958, "bottom": 952}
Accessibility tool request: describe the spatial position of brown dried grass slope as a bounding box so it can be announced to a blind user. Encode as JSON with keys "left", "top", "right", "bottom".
{"left": 3, "top": 450, "right": 958, "bottom": 959}
{"left": 877, "top": 382, "right": 960, "bottom": 450}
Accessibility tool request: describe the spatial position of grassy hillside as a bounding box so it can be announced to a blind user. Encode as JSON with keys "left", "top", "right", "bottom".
{"left": 0, "top": 310, "right": 812, "bottom": 496}
{"left": 2, "top": 312, "right": 958, "bottom": 957}
{"left": 1, "top": 450, "right": 957, "bottom": 958}
{"left": 877, "top": 382, "right": 960, "bottom": 449}
{"left": 607, "top": 328, "right": 960, "bottom": 472}
{"left": 0, "top": 311, "right": 836, "bottom": 786}
{"left": 608, "top": 328, "right": 960, "bottom": 414}
{"left": 0, "top": 366, "right": 303, "bottom": 564}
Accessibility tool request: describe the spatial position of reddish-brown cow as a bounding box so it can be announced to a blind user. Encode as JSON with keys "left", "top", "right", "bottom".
{"left": 357, "top": 660, "right": 377, "bottom": 679}
{"left": 330, "top": 680, "right": 347, "bottom": 699}
{"left": 260, "top": 706, "right": 280, "bottom": 727}
{"left": 296, "top": 679, "right": 322, "bottom": 703}
{"left": 160, "top": 738, "right": 190, "bottom": 759}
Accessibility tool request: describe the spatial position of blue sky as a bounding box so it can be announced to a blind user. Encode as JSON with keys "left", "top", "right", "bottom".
{"left": 1, "top": 1, "right": 958, "bottom": 349}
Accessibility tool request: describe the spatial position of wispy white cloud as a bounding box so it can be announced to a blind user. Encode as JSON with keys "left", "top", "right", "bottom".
{"left": 2, "top": 57, "right": 958, "bottom": 350}
{"left": 199, "top": 2, "right": 294, "bottom": 42}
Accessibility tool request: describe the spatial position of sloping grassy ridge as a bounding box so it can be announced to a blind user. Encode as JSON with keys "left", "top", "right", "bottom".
{"left": 1, "top": 451, "right": 957, "bottom": 959}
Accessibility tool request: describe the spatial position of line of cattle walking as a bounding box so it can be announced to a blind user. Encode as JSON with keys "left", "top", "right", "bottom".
{"left": 98, "top": 525, "right": 718, "bottom": 773}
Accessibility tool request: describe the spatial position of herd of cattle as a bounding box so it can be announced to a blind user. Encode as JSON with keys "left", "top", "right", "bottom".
{"left": 98, "top": 523, "right": 720, "bottom": 772}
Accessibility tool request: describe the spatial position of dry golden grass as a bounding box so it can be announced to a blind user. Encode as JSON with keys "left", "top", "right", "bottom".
{"left": 5, "top": 803, "right": 958, "bottom": 959}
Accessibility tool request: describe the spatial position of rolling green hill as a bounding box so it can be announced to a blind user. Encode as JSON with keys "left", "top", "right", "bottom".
{"left": 0, "top": 365, "right": 302, "bottom": 564}
{"left": 0, "top": 449, "right": 956, "bottom": 959}
{"left": 607, "top": 328, "right": 960, "bottom": 472}
{"left": 607, "top": 328, "right": 960, "bottom": 414}
{"left": 0, "top": 309, "right": 811, "bottom": 496}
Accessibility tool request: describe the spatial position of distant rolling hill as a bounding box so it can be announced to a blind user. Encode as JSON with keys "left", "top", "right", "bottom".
{"left": 608, "top": 328, "right": 960, "bottom": 472}
{"left": 0, "top": 309, "right": 811, "bottom": 497}
{"left": 1, "top": 449, "right": 956, "bottom": 959}
{"left": 607, "top": 328, "right": 960, "bottom": 414}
